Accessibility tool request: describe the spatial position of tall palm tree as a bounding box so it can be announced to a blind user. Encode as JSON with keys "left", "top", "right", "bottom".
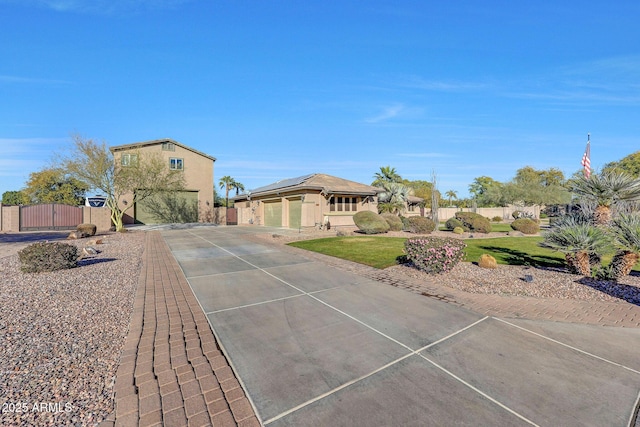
{"left": 372, "top": 166, "right": 402, "bottom": 186}
{"left": 233, "top": 181, "right": 245, "bottom": 196}
{"left": 218, "top": 175, "right": 235, "bottom": 208}
{"left": 570, "top": 171, "right": 640, "bottom": 225}
{"left": 377, "top": 182, "right": 413, "bottom": 214}
{"left": 445, "top": 190, "right": 457, "bottom": 207}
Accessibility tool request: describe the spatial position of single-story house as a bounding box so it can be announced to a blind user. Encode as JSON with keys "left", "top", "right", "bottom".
{"left": 232, "top": 173, "right": 382, "bottom": 228}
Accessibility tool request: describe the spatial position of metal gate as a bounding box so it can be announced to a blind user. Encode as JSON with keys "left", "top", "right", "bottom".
{"left": 20, "top": 204, "right": 84, "bottom": 231}
{"left": 226, "top": 208, "right": 238, "bottom": 225}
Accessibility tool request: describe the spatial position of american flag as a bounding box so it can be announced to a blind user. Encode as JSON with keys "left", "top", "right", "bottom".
{"left": 581, "top": 135, "right": 591, "bottom": 178}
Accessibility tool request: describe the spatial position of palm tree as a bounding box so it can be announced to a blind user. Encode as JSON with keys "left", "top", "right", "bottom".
{"left": 233, "top": 181, "right": 245, "bottom": 196}
{"left": 540, "top": 215, "right": 613, "bottom": 276}
{"left": 372, "top": 166, "right": 402, "bottom": 186}
{"left": 445, "top": 190, "right": 457, "bottom": 207}
{"left": 570, "top": 171, "right": 640, "bottom": 225}
{"left": 218, "top": 175, "right": 235, "bottom": 208}
{"left": 377, "top": 182, "right": 413, "bottom": 214}
{"left": 610, "top": 213, "right": 640, "bottom": 279}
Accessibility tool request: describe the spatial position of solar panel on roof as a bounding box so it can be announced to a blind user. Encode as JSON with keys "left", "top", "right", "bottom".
{"left": 248, "top": 173, "right": 316, "bottom": 194}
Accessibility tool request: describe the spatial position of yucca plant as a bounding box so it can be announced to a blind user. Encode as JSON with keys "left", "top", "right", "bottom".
{"left": 609, "top": 213, "right": 640, "bottom": 279}
{"left": 570, "top": 171, "right": 640, "bottom": 226}
{"left": 540, "top": 215, "right": 613, "bottom": 276}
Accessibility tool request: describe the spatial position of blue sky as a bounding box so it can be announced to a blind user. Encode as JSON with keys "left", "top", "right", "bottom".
{"left": 1, "top": 0, "right": 639, "bottom": 199}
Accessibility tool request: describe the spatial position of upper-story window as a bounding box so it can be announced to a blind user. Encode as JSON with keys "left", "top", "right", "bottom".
{"left": 170, "top": 158, "right": 184, "bottom": 170}
{"left": 162, "top": 142, "right": 175, "bottom": 151}
{"left": 121, "top": 153, "right": 138, "bottom": 166}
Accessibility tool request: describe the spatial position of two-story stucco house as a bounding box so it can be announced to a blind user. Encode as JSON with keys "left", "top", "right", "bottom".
{"left": 110, "top": 138, "right": 215, "bottom": 224}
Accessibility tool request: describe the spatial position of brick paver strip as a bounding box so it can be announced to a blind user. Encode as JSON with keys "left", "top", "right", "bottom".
{"left": 110, "top": 231, "right": 261, "bottom": 426}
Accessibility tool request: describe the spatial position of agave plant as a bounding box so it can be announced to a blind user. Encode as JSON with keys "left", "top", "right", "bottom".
{"left": 540, "top": 215, "right": 613, "bottom": 276}
{"left": 609, "top": 213, "right": 640, "bottom": 279}
{"left": 570, "top": 171, "right": 640, "bottom": 226}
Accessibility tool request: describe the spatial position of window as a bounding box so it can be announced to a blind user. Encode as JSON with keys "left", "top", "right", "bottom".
{"left": 329, "top": 196, "right": 359, "bottom": 212}
{"left": 162, "top": 142, "right": 175, "bottom": 151}
{"left": 170, "top": 158, "right": 184, "bottom": 170}
{"left": 121, "top": 153, "right": 138, "bottom": 166}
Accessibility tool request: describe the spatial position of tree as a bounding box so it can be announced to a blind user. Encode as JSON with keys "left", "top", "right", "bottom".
{"left": 445, "top": 190, "right": 457, "bottom": 207}
{"left": 569, "top": 170, "right": 640, "bottom": 225}
{"left": 60, "top": 135, "right": 185, "bottom": 232}
{"left": 603, "top": 150, "right": 640, "bottom": 178}
{"left": 469, "top": 176, "right": 503, "bottom": 207}
{"left": 218, "top": 176, "right": 236, "bottom": 208}
{"left": 2, "top": 190, "right": 28, "bottom": 205}
{"left": 377, "top": 182, "right": 413, "bottom": 214}
{"left": 372, "top": 166, "right": 402, "bottom": 186}
{"left": 23, "top": 168, "right": 88, "bottom": 205}
{"left": 233, "top": 181, "right": 245, "bottom": 196}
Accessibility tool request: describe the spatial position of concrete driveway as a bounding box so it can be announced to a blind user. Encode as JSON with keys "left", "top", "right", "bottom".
{"left": 161, "top": 226, "right": 640, "bottom": 427}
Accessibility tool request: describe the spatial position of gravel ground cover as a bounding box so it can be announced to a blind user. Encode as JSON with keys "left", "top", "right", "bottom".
{"left": 0, "top": 231, "right": 144, "bottom": 426}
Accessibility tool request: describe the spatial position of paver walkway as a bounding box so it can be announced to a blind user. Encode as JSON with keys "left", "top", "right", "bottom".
{"left": 111, "top": 231, "right": 260, "bottom": 426}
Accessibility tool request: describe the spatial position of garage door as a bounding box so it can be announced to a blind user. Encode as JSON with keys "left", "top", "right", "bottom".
{"left": 264, "top": 200, "right": 282, "bottom": 227}
{"left": 288, "top": 198, "right": 301, "bottom": 229}
{"left": 135, "top": 190, "right": 199, "bottom": 224}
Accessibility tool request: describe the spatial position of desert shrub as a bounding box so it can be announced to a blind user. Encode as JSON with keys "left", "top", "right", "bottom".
{"left": 18, "top": 242, "right": 78, "bottom": 273}
{"left": 511, "top": 218, "right": 540, "bottom": 235}
{"left": 77, "top": 223, "right": 97, "bottom": 236}
{"left": 456, "top": 212, "right": 492, "bottom": 233}
{"left": 492, "top": 216, "right": 503, "bottom": 222}
{"left": 453, "top": 226, "right": 464, "bottom": 234}
{"left": 512, "top": 210, "right": 521, "bottom": 219}
{"left": 381, "top": 213, "right": 403, "bottom": 231}
{"left": 539, "top": 212, "right": 548, "bottom": 219}
{"left": 445, "top": 217, "right": 465, "bottom": 231}
{"left": 353, "top": 211, "right": 390, "bottom": 234}
{"left": 404, "top": 236, "right": 466, "bottom": 274}
{"left": 404, "top": 216, "right": 436, "bottom": 234}
{"left": 478, "top": 254, "right": 498, "bottom": 269}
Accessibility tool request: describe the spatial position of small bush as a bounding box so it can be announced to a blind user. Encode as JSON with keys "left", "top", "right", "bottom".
{"left": 77, "top": 223, "right": 97, "bottom": 236}
{"left": 512, "top": 211, "right": 521, "bottom": 219}
{"left": 539, "top": 213, "right": 548, "bottom": 219}
{"left": 18, "top": 242, "right": 79, "bottom": 273}
{"left": 511, "top": 218, "right": 540, "bottom": 235}
{"left": 381, "top": 213, "right": 403, "bottom": 231}
{"left": 445, "top": 217, "right": 465, "bottom": 231}
{"left": 353, "top": 211, "right": 390, "bottom": 234}
{"left": 453, "top": 226, "right": 464, "bottom": 234}
{"left": 405, "top": 216, "right": 436, "bottom": 234}
{"left": 492, "top": 216, "right": 503, "bottom": 222}
{"left": 404, "top": 236, "right": 466, "bottom": 274}
{"left": 456, "top": 212, "right": 491, "bottom": 233}
{"left": 478, "top": 254, "right": 498, "bottom": 269}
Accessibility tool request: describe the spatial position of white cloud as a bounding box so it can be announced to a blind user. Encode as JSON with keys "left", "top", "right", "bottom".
{"left": 0, "top": 0, "right": 194, "bottom": 14}
{"left": 364, "top": 103, "right": 406, "bottom": 123}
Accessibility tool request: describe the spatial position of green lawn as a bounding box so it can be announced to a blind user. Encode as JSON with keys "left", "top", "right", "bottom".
{"left": 288, "top": 234, "right": 640, "bottom": 271}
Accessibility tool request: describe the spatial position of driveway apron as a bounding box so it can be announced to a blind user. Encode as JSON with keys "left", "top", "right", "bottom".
{"left": 162, "top": 226, "right": 640, "bottom": 427}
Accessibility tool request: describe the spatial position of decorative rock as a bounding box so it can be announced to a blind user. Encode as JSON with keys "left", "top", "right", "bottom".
{"left": 82, "top": 247, "right": 99, "bottom": 257}
{"left": 87, "top": 238, "right": 103, "bottom": 245}
{"left": 67, "top": 231, "right": 89, "bottom": 240}
{"left": 478, "top": 253, "right": 498, "bottom": 269}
